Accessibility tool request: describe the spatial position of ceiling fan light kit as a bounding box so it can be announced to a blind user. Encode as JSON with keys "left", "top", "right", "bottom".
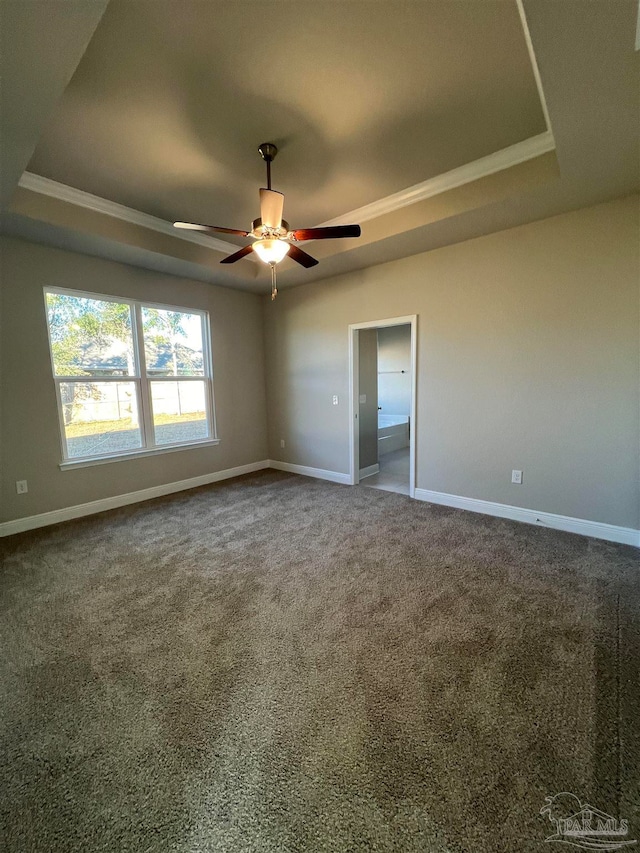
{"left": 252, "top": 238, "right": 290, "bottom": 264}
{"left": 173, "top": 143, "right": 361, "bottom": 300}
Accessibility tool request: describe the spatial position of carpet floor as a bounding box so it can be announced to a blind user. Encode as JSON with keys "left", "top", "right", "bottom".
{"left": 1, "top": 470, "right": 638, "bottom": 852}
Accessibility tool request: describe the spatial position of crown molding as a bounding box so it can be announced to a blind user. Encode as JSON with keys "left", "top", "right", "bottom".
{"left": 319, "top": 131, "right": 556, "bottom": 227}
{"left": 516, "top": 0, "right": 553, "bottom": 132}
{"left": 19, "top": 129, "right": 555, "bottom": 251}
{"left": 17, "top": 172, "right": 242, "bottom": 256}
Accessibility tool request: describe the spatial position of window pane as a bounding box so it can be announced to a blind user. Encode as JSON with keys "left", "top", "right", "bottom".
{"left": 141, "top": 307, "right": 204, "bottom": 376}
{"left": 60, "top": 382, "right": 142, "bottom": 458}
{"left": 150, "top": 381, "right": 208, "bottom": 445}
{"left": 45, "top": 292, "right": 135, "bottom": 376}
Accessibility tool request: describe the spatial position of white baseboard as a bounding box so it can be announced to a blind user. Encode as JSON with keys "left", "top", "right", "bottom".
{"left": 269, "top": 460, "right": 351, "bottom": 485}
{"left": 359, "top": 464, "right": 380, "bottom": 479}
{"left": 4, "top": 464, "right": 636, "bottom": 548}
{"left": 414, "top": 488, "right": 640, "bottom": 547}
{"left": 0, "top": 460, "right": 270, "bottom": 537}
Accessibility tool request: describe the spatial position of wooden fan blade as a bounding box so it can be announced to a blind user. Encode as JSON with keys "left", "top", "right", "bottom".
{"left": 259, "top": 189, "right": 284, "bottom": 229}
{"left": 220, "top": 244, "right": 255, "bottom": 264}
{"left": 291, "top": 224, "right": 361, "bottom": 241}
{"left": 174, "top": 222, "right": 250, "bottom": 237}
{"left": 287, "top": 243, "right": 319, "bottom": 268}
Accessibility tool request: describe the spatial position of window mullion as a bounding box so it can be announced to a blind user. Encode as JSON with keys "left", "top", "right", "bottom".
{"left": 202, "top": 313, "right": 216, "bottom": 439}
{"left": 143, "top": 375, "right": 203, "bottom": 381}
{"left": 132, "top": 303, "right": 154, "bottom": 448}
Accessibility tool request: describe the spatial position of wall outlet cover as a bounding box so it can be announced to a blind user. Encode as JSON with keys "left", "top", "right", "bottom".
{"left": 511, "top": 470, "right": 523, "bottom": 484}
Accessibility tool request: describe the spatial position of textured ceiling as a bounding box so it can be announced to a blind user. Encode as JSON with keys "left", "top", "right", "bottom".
{"left": 1, "top": 0, "right": 638, "bottom": 294}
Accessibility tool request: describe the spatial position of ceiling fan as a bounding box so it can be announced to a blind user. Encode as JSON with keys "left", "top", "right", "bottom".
{"left": 174, "top": 143, "right": 361, "bottom": 299}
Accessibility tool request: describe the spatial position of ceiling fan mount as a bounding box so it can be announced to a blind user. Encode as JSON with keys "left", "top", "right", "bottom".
{"left": 174, "top": 143, "right": 361, "bottom": 299}
{"left": 257, "top": 142, "right": 278, "bottom": 163}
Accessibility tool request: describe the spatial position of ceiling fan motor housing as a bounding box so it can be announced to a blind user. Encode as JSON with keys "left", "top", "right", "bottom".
{"left": 173, "top": 142, "right": 360, "bottom": 284}
{"left": 252, "top": 218, "right": 290, "bottom": 238}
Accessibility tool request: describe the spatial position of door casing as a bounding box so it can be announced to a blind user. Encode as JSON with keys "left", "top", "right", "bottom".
{"left": 348, "top": 315, "right": 417, "bottom": 497}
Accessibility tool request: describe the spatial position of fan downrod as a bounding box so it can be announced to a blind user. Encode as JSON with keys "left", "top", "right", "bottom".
{"left": 258, "top": 143, "right": 278, "bottom": 190}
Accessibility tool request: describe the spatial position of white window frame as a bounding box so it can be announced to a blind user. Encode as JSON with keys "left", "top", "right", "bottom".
{"left": 44, "top": 287, "right": 219, "bottom": 469}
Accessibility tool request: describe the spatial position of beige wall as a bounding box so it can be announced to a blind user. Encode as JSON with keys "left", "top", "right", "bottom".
{"left": 2, "top": 196, "right": 638, "bottom": 530}
{"left": 0, "top": 237, "right": 268, "bottom": 522}
{"left": 264, "top": 196, "right": 640, "bottom": 529}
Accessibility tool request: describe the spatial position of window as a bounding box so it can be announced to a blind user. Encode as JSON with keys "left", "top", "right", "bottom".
{"left": 44, "top": 289, "right": 216, "bottom": 465}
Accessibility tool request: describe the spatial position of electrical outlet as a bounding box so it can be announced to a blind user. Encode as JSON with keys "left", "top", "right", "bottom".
{"left": 332, "top": 395, "right": 339, "bottom": 406}
{"left": 16, "top": 480, "right": 28, "bottom": 494}
{"left": 511, "top": 470, "right": 523, "bottom": 484}
{"left": 280, "top": 439, "right": 285, "bottom": 448}
{"left": 359, "top": 394, "right": 367, "bottom": 404}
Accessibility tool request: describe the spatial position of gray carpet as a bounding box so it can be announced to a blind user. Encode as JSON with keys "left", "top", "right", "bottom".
{"left": 1, "top": 470, "right": 638, "bottom": 852}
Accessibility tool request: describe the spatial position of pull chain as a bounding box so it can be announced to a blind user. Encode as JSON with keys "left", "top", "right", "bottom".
{"left": 270, "top": 262, "right": 278, "bottom": 300}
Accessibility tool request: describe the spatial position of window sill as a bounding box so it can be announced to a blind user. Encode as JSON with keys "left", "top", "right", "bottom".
{"left": 59, "top": 439, "right": 221, "bottom": 470}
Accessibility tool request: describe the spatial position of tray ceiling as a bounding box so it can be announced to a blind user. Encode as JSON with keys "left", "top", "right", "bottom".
{"left": 2, "top": 0, "right": 638, "bottom": 294}
{"left": 26, "top": 0, "right": 546, "bottom": 229}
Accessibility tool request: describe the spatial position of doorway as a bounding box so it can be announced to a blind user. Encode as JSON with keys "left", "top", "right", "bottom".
{"left": 348, "top": 316, "right": 417, "bottom": 497}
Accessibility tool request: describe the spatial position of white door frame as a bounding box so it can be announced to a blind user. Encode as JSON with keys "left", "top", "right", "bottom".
{"left": 348, "top": 315, "right": 417, "bottom": 498}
